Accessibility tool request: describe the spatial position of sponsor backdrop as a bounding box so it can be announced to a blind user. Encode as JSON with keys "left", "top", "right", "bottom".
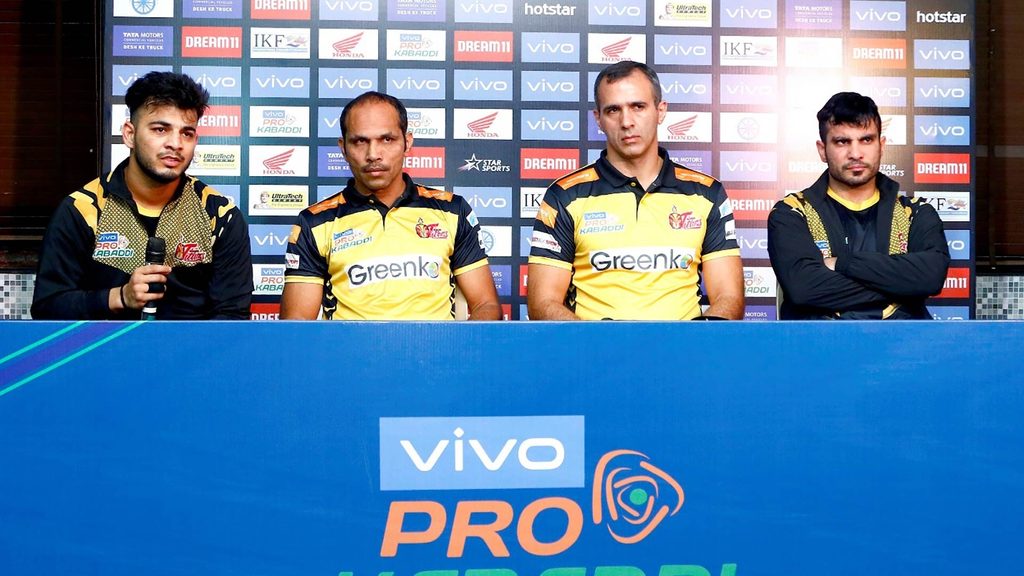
{"left": 2, "top": 321, "right": 1022, "bottom": 574}
{"left": 105, "top": 0, "right": 975, "bottom": 320}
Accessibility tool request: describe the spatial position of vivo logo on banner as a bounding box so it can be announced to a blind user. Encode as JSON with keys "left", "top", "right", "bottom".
{"left": 719, "top": 73, "right": 777, "bottom": 105}
{"left": 589, "top": 0, "right": 645, "bottom": 26}
{"left": 915, "top": 115, "right": 970, "bottom": 146}
{"left": 319, "top": 0, "right": 378, "bottom": 21}
{"left": 916, "top": 77, "right": 971, "bottom": 108}
{"left": 454, "top": 69, "right": 513, "bottom": 101}
{"left": 852, "top": 76, "right": 906, "bottom": 107}
{"left": 521, "top": 32, "right": 579, "bottom": 64}
{"left": 521, "top": 110, "right": 578, "bottom": 141}
{"left": 721, "top": 151, "right": 777, "bottom": 182}
{"left": 317, "top": 106, "right": 344, "bottom": 138}
{"left": 915, "top": 39, "right": 970, "bottom": 70}
{"left": 319, "top": 68, "right": 377, "bottom": 99}
{"left": 587, "top": 115, "right": 606, "bottom": 142}
{"left": 928, "top": 305, "right": 970, "bottom": 321}
{"left": 521, "top": 70, "right": 579, "bottom": 102}
{"left": 455, "top": 0, "right": 513, "bottom": 23}
{"left": 379, "top": 416, "right": 585, "bottom": 491}
{"left": 721, "top": 0, "right": 777, "bottom": 28}
{"left": 850, "top": 0, "right": 906, "bottom": 31}
{"left": 944, "top": 229, "right": 971, "bottom": 260}
{"left": 654, "top": 34, "right": 712, "bottom": 66}
{"left": 659, "top": 73, "right": 712, "bottom": 104}
{"left": 113, "top": 64, "right": 173, "bottom": 96}
{"left": 249, "top": 225, "right": 291, "bottom": 256}
{"left": 387, "top": 68, "right": 446, "bottom": 100}
{"left": 183, "top": 65, "right": 241, "bottom": 97}
{"left": 250, "top": 67, "right": 309, "bottom": 98}
{"left": 454, "top": 187, "right": 513, "bottom": 218}
{"left": 736, "top": 227, "right": 769, "bottom": 259}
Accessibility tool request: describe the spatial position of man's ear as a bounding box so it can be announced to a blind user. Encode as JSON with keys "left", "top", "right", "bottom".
{"left": 122, "top": 119, "right": 136, "bottom": 150}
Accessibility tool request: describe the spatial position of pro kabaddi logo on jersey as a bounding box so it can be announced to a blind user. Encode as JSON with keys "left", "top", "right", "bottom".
{"left": 580, "top": 211, "right": 625, "bottom": 235}
{"left": 332, "top": 228, "right": 372, "bottom": 253}
{"left": 415, "top": 218, "right": 449, "bottom": 240}
{"left": 668, "top": 206, "right": 701, "bottom": 230}
{"left": 94, "top": 232, "right": 134, "bottom": 258}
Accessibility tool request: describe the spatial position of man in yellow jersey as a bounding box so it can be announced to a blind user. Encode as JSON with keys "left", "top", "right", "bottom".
{"left": 280, "top": 91, "right": 501, "bottom": 320}
{"left": 527, "top": 61, "right": 744, "bottom": 320}
{"left": 32, "top": 71, "right": 252, "bottom": 319}
{"left": 767, "top": 92, "right": 949, "bottom": 319}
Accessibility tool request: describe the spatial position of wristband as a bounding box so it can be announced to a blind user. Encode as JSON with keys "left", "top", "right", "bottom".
{"left": 119, "top": 283, "right": 128, "bottom": 310}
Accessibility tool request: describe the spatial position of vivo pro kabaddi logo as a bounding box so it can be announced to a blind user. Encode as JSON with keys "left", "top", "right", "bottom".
{"left": 378, "top": 416, "right": 687, "bottom": 558}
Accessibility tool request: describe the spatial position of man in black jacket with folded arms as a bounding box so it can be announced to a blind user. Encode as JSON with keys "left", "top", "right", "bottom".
{"left": 768, "top": 92, "right": 949, "bottom": 320}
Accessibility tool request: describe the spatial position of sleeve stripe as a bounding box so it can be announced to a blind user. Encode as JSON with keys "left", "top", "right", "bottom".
{"left": 701, "top": 248, "right": 742, "bottom": 262}
{"left": 284, "top": 275, "right": 326, "bottom": 285}
{"left": 527, "top": 256, "right": 573, "bottom": 270}
{"left": 453, "top": 258, "right": 489, "bottom": 276}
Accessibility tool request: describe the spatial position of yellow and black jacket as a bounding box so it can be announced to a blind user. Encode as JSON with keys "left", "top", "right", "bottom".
{"left": 32, "top": 160, "right": 252, "bottom": 319}
{"left": 283, "top": 175, "right": 489, "bottom": 320}
{"left": 767, "top": 171, "right": 949, "bottom": 320}
{"left": 528, "top": 148, "right": 740, "bottom": 320}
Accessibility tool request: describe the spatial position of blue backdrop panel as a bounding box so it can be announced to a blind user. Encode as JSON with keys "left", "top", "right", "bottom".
{"left": 1, "top": 321, "right": 1021, "bottom": 575}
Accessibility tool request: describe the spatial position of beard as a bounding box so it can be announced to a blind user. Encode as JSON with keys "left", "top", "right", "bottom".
{"left": 135, "top": 153, "right": 189, "bottom": 184}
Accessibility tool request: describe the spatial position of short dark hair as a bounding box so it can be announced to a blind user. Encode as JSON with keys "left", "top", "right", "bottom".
{"left": 339, "top": 91, "right": 409, "bottom": 141}
{"left": 125, "top": 71, "right": 209, "bottom": 124}
{"left": 593, "top": 61, "right": 662, "bottom": 110}
{"left": 817, "top": 91, "right": 882, "bottom": 142}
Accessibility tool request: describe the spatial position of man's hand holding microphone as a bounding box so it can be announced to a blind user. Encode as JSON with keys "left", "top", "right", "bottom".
{"left": 109, "top": 237, "right": 171, "bottom": 319}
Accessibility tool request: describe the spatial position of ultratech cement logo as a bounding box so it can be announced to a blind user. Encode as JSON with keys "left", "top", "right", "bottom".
{"left": 374, "top": 416, "right": 736, "bottom": 571}
{"left": 655, "top": 0, "right": 713, "bottom": 27}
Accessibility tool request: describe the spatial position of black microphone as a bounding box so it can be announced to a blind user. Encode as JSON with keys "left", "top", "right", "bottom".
{"left": 140, "top": 236, "right": 166, "bottom": 320}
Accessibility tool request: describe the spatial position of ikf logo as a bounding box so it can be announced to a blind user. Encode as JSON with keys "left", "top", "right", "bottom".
{"left": 319, "top": 0, "right": 378, "bottom": 21}
{"left": 113, "top": 64, "right": 173, "bottom": 96}
{"left": 654, "top": 34, "right": 712, "bottom": 66}
{"left": 455, "top": 0, "right": 513, "bottom": 23}
{"left": 454, "top": 69, "right": 514, "bottom": 101}
{"left": 183, "top": 65, "right": 241, "bottom": 97}
{"left": 915, "top": 115, "right": 970, "bottom": 146}
{"left": 588, "top": 34, "right": 646, "bottom": 64}
{"left": 318, "top": 29, "right": 378, "bottom": 60}
{"left": 853, "top": 75, "right": 907, "bottom": 107}
{"left": 319, "top": 68, "right": 377, "bottom": 99}
{"left": 914, "top": 153, "right": 971, "bottom": 184}
{"left": 916, "top": 77, "right": 970, "bottom": 108}
{"left": 378, "top": 416, "right": 694, "bottom": 559}
{"left": 455, "top": 187, "right": 512, "bottom": 218}
{"left": 520, "top": 187, "right": 545, "bottom": 218}
{"left": 850, "top": 0, "right": 905, "bottom": 31}
{"left": 388, "top": 68, "right": 446, "bottom": 101}
{"left": 912, "top": 191, "right": 971, "bottom": 222}
{"left": 250, "top": 67, "right": 309, "bottom": 98}
{"left": 720, "top": 0, "right": 777, "bottom": 28}
{"left": 403, "top": 147, "right": 446, "bottom": 179}
{"left": 454, "top": 109, "right": 513, "bottom": 140}
{"left": 660, "top": 73, "right": 712, "bottom": 105}
{"left": 915, "top": 39, "right": 970, "bottom": 70}
{"left": 720, "top": 35, "right": 777, "bottom": 67}
{"left": 250, "top": 27, "right": 311, "bottom": 59}
{"left": 521, "top": 71, "right": 579, "bottom": 102}
{"left": 522, "top": 32, "right": 580, "bottom": 64}
{"left": 719, "top": 73, "right": 777, "bottom": 105}
{"left": 521, "top": 110, "right": 579, "bottom": 141}
{"left": 588, "top": 0, "right": 646, "bottom": 26}
{"left": 114, "top": 0, "right": 174, "bottom": 17}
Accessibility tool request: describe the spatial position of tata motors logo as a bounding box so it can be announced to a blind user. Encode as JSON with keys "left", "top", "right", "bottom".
{"left": 114, "top": 26, "right": 173, "bottom": 57}
{"left": 377, "top": 416, "right": 700, "bottom": 560}
{"left": 786, "top": 0, "right": 841, "bottom": 30}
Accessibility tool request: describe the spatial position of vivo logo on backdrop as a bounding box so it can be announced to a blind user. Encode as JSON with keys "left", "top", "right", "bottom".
{"left": 719, "top": 74, "right": 777, "bottom": 105}
{"left": 183, "top": 66, "right": 241, "bottom": 97}
{"left": 454, "top": 69, "right": 514, "bottom": 101}
{"left": 852, "top": 76, "right": 906, "bottom": 107}
{"left": 521, "top": 110, "right": 578, "bottom": 141}
{"left": 319, "top": 0, "right": 378, "bottom": 21}
{"left": 660, "top": 73, "right": 712, "bottom": 105}
{"left": 455, "top": 0, "right": 513, "bottom": 23}
{"left": 915, "top": 39, "right": 970, "bottom": 70}
{"left": 317, "top": 107, "right": 344, "bottom": 138}
{"left": 521, "top": 71, "right": 579, "bottom": 102}
{"left": 387, "top": 68, "right": 446, "bottom": 100}
{"left": 588, "top": 0, "right": 646, "bottom": 26}
{"left": 250, "top": 67, "right": 309, "bottom": 98}
{"left": 944, "top": 229, "right": 971, "bottom": 260}
{"left": 454, "top": 187, "right": 513, "bottom": 218}
{"left": 915, "top": 115, "right": 970, "bottom": 146}
{"left": 521, "top": 32, "right": 580, "bottom": 64}
{"left": 319, "top": 68, "right": 377, "bottom": 99}
{"left": 720, "top": 0, "right": 777, "bottom": 28}
{"left": 916, "top": 77, "right": 970, "bottom": 108}
{"left": 655, "top": 34, "right": 712, "bottom": 66}
{"left": 113, "top": 64, "right": 173, "bottom": 96}
{"left": 850, "top": 1, "right": 906, "bottom": 31}
{"left": 720, "top": 151, "right": 777, "bottom": 182}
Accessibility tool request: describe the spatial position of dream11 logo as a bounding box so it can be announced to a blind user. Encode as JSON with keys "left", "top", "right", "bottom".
{"left": 371, "top": 415, "right": 731, "bottom": 571}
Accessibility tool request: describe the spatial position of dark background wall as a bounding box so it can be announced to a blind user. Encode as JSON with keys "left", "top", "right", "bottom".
{"left": 0, "top": 0, "right": 1018, "bottom": 271}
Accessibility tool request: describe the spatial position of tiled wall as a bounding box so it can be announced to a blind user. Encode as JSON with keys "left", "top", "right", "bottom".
{"left": 2, "top": 272, "right": 1023, "bottom": 320}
